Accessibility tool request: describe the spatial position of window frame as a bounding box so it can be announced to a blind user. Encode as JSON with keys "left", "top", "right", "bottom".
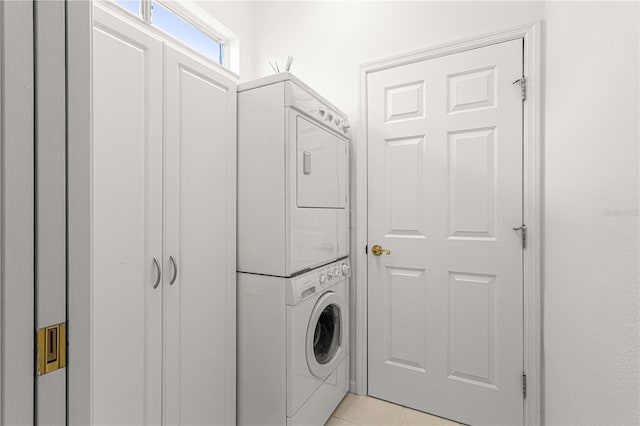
{"left": 109, "top": 0, "right": 232, "bottom": 71}
{"left": 149, "top": 0, "right": 228, "bottom": 67}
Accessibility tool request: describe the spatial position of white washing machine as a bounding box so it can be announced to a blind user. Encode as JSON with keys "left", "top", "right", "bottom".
{"left": 237, "top": 73, "right": 351, "bottom": 277}
{"left": 238, "top": 259, "right": 350, "bottom": 426}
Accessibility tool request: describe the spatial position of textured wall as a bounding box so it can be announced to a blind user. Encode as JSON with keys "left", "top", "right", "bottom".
{"left": 544, "top": 2, "right": 639, "bottom": 424}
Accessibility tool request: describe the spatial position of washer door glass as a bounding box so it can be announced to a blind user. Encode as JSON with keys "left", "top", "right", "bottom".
{"left": 306, "top": 291, "right": 346, "bottom": 378}
{"left": 313, "top": 303, "right": 340, "bottom": 364}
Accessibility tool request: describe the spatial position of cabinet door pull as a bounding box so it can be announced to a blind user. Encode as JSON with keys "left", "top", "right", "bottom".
{"left": 152, "top": 257, "right": 161, "bottom": 289}
{"left": 170, "top": 255, "right": 178, "bottom": 285}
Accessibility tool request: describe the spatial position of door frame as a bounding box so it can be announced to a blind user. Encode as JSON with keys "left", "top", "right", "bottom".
{"left": 0, "top": 0, "right": 35, "bottom": 423}
{"left": 35, "top": 0, "right": 67, "bottom": 423}
{"left": 354, "top": 22, "right": 542, "bottom": 425}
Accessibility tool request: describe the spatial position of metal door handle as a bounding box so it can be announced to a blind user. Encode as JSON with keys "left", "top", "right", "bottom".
{"left": 169, "top": 255, "right": 178, "bottom": 285}
{"left": 513, "top": 224, "right": 527, "bottom": 249}
{"left": 371, "top": 244, "right": 391, "bottom": 256}
{"left": 152, "top": 257, "right": 161, "bottom": 289}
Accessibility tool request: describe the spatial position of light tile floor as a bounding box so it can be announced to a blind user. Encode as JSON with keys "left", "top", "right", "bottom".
{"left": 326, "top": 393, "right": 462, "bottom": 426}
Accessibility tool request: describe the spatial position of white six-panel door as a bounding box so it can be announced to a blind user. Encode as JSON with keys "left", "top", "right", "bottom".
{"left": 163, "top": 44, "right": 236, "bottom": 426}
{"left": 367, "top": 39, "right": 524, "bottom": 425}
{"left": 92, "top": 8, "right": 163, "bottom": 424}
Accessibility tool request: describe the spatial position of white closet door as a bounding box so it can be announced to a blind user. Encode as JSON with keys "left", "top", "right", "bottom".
{"left": 163, "top": 45, "right": 236, "bottom": 426}
{"left": 92, "top": 7, "right": 163, "bottom": 425}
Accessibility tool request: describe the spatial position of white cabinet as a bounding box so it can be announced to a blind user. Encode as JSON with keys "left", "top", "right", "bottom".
{"left": 92, "top": 10, "right": 163, "bottom": 424}
{"left": 163, "top": 45, "right": 236, "bottom": 425}
{"left": 90, "top": 6, "right": 235, "bottom": 425}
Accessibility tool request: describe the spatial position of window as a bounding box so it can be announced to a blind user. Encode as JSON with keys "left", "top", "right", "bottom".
{"left": 110, "top": 0, "right": 226, "bottom": 66}
{"left": 113, "top": 0, "right": 140, "bottom": 16}
{"left": 151, "top": 1, "right": 223, "bottom": 65}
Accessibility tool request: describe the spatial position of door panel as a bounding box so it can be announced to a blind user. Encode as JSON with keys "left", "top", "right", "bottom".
{"left": 92, "top": 8, "right": 163, "bottom": 425}
{"left": 367, "top": 39, "right": 523, "bottom": 426}
{"left": 164, "top": 45, "right": 236, "bottom": 426}
{"left": 385, "top": 267, "right": 427, "bottom": 373}
{"left": 448, "top": 128, "right": 497, "bottom": 240}
{"left": 448, "top": 272, "right": 497, "bottom": 388}
{"left": 386, "top": 137, "right": 425, "bottom": 237}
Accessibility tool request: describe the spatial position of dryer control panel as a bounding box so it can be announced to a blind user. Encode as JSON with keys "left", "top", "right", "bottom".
{"left": 286, "top": 82, "right": 351, "bottom": 137}
{"left": 286, "top": 258, "right": 351, "bottom": 306}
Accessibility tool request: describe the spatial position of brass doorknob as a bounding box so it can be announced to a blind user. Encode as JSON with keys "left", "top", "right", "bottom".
{"left": 371, "top": 244, "right": 391, "bottom": 256}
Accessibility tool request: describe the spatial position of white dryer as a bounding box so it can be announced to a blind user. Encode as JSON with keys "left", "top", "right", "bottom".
{"left": 237, "top": 73, "right": 350, "bottom": 277}
{"left": 237, "top": 259, "right": 351, "bottom": 426}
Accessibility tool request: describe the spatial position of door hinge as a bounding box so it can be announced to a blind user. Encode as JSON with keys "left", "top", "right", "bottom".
{"left": 513, "top": 224, "right": 527, "bottom": 249}
{"left": 513, "top": 76, "right": 526, "bottom": 101}
{"left": 522, "top": 373, "right": 527, "bottom": 398}
{"left": 37, "top": 323, "right": 66, "bottom": 376}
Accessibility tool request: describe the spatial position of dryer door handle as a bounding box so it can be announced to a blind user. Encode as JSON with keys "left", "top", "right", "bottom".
{"left": 303, "top": 151, "right": 312, "bottom": 175}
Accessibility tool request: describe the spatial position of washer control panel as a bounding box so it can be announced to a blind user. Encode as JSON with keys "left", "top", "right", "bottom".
{"left": 287, "top": 258, "right": 351, "bottom": 306}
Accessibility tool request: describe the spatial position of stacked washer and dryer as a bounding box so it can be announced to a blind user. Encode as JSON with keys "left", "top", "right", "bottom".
{"left": 237, "top": 73, "right": 351, "bottom": 426}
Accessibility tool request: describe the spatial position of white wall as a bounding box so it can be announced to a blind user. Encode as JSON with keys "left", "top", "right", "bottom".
{"left": 251, "top": 1, "right": 546, "bottom": 119}
{"left": 544, "top": 2, "right": 639, "bottom": 424}
{"left": 196, "top": 1, "right": 254, "bottom": 80}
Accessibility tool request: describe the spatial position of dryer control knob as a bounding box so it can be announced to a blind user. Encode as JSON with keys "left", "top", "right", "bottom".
{"left": 333, "top": 268, "right": 339, "bottom": 277}
{"left": 318, "top": 107, "right": 326, "bottom": 116}
{"left": 326, "top": 113, "right": 333, "bottom": 122}
{"left": 327, "top": 271, "right": 333, "bottom": 280}
{"left": 319, "top": 273, "right": 327, "bottom": 284}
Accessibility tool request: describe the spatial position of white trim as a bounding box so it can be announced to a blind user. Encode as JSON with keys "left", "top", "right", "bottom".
{"left": 35, "top": 0, "right": 67, "bottom": 423}
{"left": 355, "top": 22, "right": 542, "bottom": 426}
{"left": 67, "top": 1, "right": 94, "bottom": 423}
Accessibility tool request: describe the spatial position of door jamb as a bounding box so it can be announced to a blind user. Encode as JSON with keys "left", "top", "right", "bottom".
{"left": 354, "top": 22, "right": 542, "bottom": 426}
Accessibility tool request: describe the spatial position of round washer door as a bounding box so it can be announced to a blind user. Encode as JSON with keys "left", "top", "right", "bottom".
{"left": 306, "top": 291, "right": 346, "bottom": 378}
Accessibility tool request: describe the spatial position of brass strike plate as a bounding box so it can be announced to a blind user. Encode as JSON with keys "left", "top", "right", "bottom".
{"left": 37, "top": 323, "right": 66, "bottom": 376}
